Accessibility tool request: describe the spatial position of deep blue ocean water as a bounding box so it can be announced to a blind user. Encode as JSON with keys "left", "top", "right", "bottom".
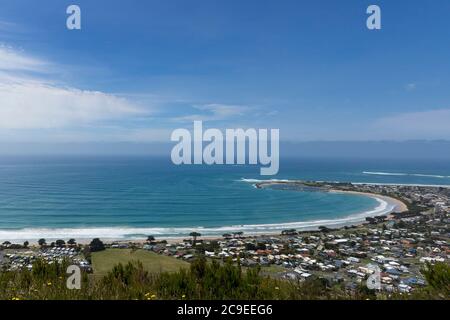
{"left": 0, "top": 156, "right": 449, "bottom": 240}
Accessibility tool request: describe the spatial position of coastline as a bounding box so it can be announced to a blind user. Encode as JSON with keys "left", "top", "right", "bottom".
{"left": 164, "top": 189, "right": 409, "bottom": 244}
{"left": 328, "top": 189, "right": 408, "bottom": 214}
{"left": 0, "top": 185, "right": 409, "bottom": 244}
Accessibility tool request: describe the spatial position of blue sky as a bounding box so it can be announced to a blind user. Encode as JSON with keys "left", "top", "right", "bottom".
{"left": 0, "top": 0, "right": 450, "bottom": 147}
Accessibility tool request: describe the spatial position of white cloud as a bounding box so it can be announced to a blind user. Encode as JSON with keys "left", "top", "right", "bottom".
{"left": 0, "top": 82, "right": 145, "bottom": 129}
{"left": 0, "top": 46, "right": 148, "bottom": 130}
{"left": 404, "top": 83, "right": 417, "bottom": 91}
{"left": 0, "top": 21, "right": 14, "bottom": 31}
{"left": 374, "top": 109, "right": 450, "bottom": 139}
{"left": 0, "top": 45, "right": 47, "bottom": 72}
{"left": 173, "top": 103, "right": 248, "bottom": 122}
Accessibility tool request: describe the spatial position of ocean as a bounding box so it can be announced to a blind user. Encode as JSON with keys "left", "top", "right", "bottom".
{"left": 0, "top": 156, "right": 449, "bottom": 241}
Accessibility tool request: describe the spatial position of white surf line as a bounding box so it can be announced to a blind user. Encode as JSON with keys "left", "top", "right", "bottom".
{"left": 363, "top": 171, "right": 408, "bottom": 176}
{"left": 363, "top": 171, "right": 450, "bottom": 179}
{"left": 0, "top": 192, "right": 397, "bottom": 242}
{"left": 352, "top": 182, "right": 450, "bottom": 188}
{"left": 0, "top": 203, "right": 390, "bottom": 242}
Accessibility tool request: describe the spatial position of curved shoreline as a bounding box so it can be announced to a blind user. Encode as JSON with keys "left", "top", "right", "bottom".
{"left": 0, "top": 184, "right": 409, "bottom": 243}
{"left": 328, "top": 189, "right": 408, "bottom": 214}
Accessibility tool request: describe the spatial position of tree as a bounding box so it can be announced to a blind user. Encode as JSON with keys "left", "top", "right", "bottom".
{"left": 421, "top": 262, "right": 450, "bottom": 297}
{"left": 55, "top": 240, "right": 66, "bottom": 247}
{"left": 395, "top": 220, "right": 407, "bottom": 229}
{"left": 233, "top": 231, "right": 244, "bottom": 238}
{"left": 146, "top": 235, "right": 155, "bottom": 243}
{"left": 2, "top": 241, "right": 11, "bottom": 247}
{"left": 23, "top": 241, "right": 29, "bottom": 248}
{"left": 38, "top": 238, "right": 46, "bottom": 247}
{"left": 222, "top": 233, "right": 232, "bottom": 239}
{"left": 318, "top": 226, "right": 331, "bottom": 233}
{"left": 67, "top": 239, "right": 77, "bottom": 246}
{"left": 89, "top": 238, "right": 105, "bottom": 252}
{"left": 245, "top": 243, "right": 256, "bottom": 251}
{"left": 189, "top": 232, "right": 201, "bottom": 246}
{"left": 256, "top": 243, "right": 267, "bottom": 250}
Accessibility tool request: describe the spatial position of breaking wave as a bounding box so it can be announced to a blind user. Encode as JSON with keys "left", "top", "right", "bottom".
{"left": 0, "top": 195, "right": 395, "bottom": 242}
{"left": 239, "top": 178, "right": 291, "bottom": 183}
{"left": 363, "top": 171, "right": 450, "bottom": 179}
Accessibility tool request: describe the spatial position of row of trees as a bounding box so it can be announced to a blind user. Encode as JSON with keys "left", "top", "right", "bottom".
{"left": 37, "top": 239, "right": 78, "bottom": 247}
{"left": 1, "top": 238, "right": 101, "bottom": 251}
{"left": 1, "top": 239, "right": 77, "bottom": 248}
{"left": 3, "top": 230, "right": 249, "bottom": 250}
{"left": 147, "top": 233, "right": 203, "bottom": 246}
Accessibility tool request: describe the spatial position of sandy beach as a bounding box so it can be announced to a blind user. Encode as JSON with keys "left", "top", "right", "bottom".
{"left": 328, "top": 189, "right": 408, "bottom": 213}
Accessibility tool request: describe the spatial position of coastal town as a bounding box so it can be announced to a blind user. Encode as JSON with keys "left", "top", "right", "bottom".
{"left": 1, "top": 182, "right": 449, "bottom": 297}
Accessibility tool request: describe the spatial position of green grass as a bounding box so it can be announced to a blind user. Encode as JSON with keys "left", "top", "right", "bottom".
{"left": 260, "top": 265, "right": 286, "bottom": 274}
{"left": 91, "top": 249, "right": 189, "bottom": 277}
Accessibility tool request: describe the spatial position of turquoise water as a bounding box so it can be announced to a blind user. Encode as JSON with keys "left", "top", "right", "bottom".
{"left": 0, "top": 156, "right": 449, "bottom": 240}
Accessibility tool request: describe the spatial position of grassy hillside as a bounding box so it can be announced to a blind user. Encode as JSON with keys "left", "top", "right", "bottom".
{"left": 91, "top": 249, "right": 188, "bottom": 276}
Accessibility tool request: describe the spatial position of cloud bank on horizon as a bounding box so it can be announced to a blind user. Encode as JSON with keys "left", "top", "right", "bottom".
{"left": 0, "top": 0, "right": 449, "bottom": 147}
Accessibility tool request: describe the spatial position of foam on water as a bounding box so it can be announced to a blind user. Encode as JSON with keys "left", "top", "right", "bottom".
{"left": 0, "top": 197, "right": 393, "bottom": 242}
{"left": 363, "top": 171, "right": 450, "bottom": 179}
